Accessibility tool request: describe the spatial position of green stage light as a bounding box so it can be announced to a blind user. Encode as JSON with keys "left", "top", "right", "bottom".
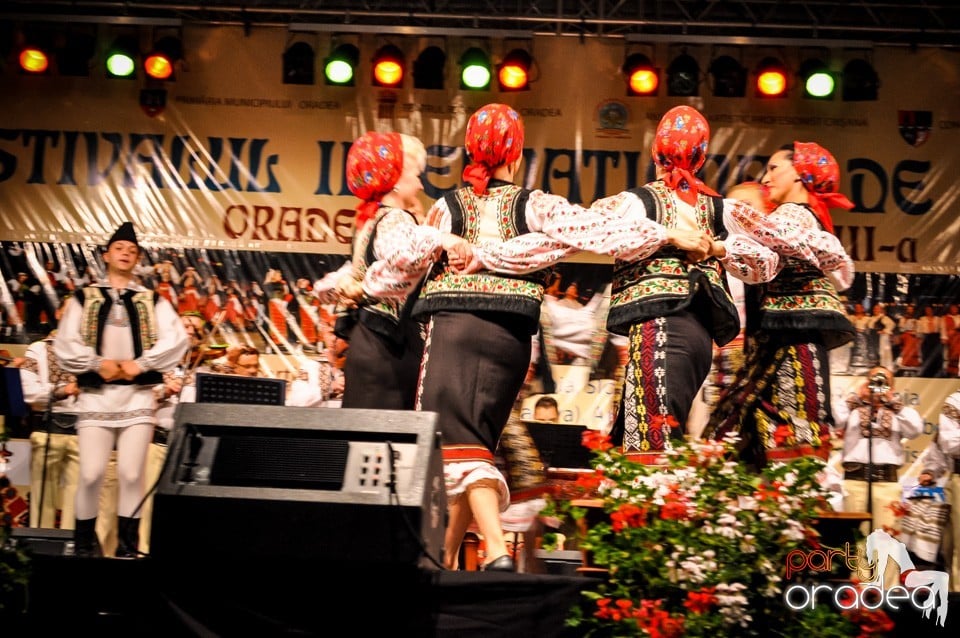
{"left": 105, "top": 36, "right": 139, "bottom": 79}
{"left": 799, "top": 58, "right": 836, "bottom": 99}
{"left": 324, "top": 43, "right": 359, "bottom": 86}
{"left": 459, "top": 47, "right": 491, "bottom": 90}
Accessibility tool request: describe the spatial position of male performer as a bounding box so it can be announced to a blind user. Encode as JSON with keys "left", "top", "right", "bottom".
{"left": 55, "top": 222, "right": 188, "bottom": 557}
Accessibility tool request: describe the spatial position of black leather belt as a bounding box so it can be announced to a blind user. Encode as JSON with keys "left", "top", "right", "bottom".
{"left": 954, "top": 458, "right": 960, "bottom": 475}
{"left": 843, "top": 462, "right": 899, "bottom": 482}
{"left": 153, "top": 428, "right": 170, "bottom": 446}
{"left": 29, "top": 412, "right": 78, "bottom": 435}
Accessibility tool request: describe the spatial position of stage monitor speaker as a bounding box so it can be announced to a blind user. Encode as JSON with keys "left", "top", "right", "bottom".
{"left": 150, "top": 403, "right": 444, "bottom": 568}
{"left": 6, "top": 527, "right": 75, "bottom": 556}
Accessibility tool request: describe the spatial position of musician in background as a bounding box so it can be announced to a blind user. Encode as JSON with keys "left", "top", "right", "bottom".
{"left": 19, "top": 296, "right": 80, "bottom": 529}
{"left": 936, "top": 388, "right": 960, "bottom": 590}
{"left": 532, "top": 396, "right": 560, "bottom": 423}
{"left": 831, "top": 365, "right": 924, "bottom": 587}
{"left": 139, "top": 312, "right": 213, "bottom": 553}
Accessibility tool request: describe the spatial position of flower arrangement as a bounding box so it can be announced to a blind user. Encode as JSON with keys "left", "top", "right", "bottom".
{"left": 540, "top": 432, "right": 894, "bottom": 637}
{"left": 1, "top": 459, "right": 31, "bottom": 616}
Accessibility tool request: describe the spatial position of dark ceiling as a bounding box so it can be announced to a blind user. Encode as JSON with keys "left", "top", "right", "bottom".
{"left": 3, "top": 1, "right": 959, "bottom": 47}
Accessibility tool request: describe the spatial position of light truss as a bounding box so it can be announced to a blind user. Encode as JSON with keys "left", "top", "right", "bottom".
{"left": 2, "top": 1, "right": 959, "bottom": 47}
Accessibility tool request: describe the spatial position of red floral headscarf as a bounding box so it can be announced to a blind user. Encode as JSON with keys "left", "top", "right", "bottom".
{"left": 792, "top": 141, "right": 854, "bottom": 234}
{"left": 346, "top": 131, "right": 404, "bottom": 229}
{"left": 462, "top": 103, "right": 525, "bottom": 195}
{"left": 652, "top": 106, "right": 719, "bottom": 206}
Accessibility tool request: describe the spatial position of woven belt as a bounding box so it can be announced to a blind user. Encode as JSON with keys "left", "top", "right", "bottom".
{"left": 153, "top": 427, "right": 170, "bottom": 446}
{"left": 842, "top": 462, "right": 899, "bottom": 482}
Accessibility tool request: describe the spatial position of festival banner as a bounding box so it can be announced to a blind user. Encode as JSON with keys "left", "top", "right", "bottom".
{"left": 0, "top": 25, "right": 958, "bottom": 274}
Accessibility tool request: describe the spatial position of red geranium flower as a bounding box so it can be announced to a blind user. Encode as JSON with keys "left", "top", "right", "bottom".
{"left": 611, "top": 503, "right": 648, "bottom": 531}
{"left": 683, "top": 587, "right": 717, "bottom": 614}
{"left": 582, "top": 429, "right": 613, "bottom": 452}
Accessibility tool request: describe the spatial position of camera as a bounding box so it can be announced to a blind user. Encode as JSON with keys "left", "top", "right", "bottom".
{"left": 867, "top": 371, "right": 890, "bottom": 395}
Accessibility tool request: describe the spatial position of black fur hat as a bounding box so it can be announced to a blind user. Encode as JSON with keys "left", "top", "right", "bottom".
{"left": 106, "top": 221, "right": 139, "bottom": 249}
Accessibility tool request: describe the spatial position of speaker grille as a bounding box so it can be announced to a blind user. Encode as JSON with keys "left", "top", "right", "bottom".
{"left": 210, "top": 436, "right": 349, "bottom": 489}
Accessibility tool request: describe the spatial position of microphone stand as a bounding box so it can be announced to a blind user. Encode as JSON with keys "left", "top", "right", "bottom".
{"left": 36, "top": 383, "right": 57, "bottom": 528}
{"left": 866, "top": 395, "right": 874, "bottom": 532}
{"left": 865, "top": 380, "right": 887, "bottom": 533}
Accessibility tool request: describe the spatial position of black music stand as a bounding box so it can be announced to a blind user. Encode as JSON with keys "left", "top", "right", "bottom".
{"left": 195, "top": 372, "right": 286, "bottom": 407}
{"left": 523, "top": 421, "right": 592, "bottom": 470}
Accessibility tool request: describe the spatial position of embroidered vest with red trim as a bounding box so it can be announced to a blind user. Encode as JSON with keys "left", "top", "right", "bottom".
{"left": 607, "top": 182, "right": 740, "bottom": 346}
{"left": 749, "top": 229, "right": 854, "bottom": 350}
{"left": 412, "top": 182, "right": 548, "bottom": 335}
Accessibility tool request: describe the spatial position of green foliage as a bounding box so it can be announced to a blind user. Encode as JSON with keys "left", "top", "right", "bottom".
{"left": 0, "top": 524, "right": 31, "bottom": 615}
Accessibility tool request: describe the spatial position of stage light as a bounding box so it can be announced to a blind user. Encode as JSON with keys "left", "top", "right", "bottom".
{"left": 324, "top": 43, "right": 359, "bottom": 86}
{"left": 666, "top": 52, "right": 700, "bottom": 96}
{"left": 622, "top": 52, "right": 658, "bottom": 96}
{"left": 19, "top": 45, "right": 50, "bottom": 74}
{"left": 105, "top": 36, "right": 139, "bottom": 79}
{"left": 755, "top": 56, "right": 788, "bottom": 98}
{"left": 459, "top": 47, "right": 491, "bottom": 90}
{"left": 372, "top": 44, "right": 404, "bottom": 88}
{"left": 799, "top": 58, "right": 835, "bottom": 99}
{"left": 497, "top": 48, "right": 532, "bottom": 91}
{"left": 144, "top": 35, "right": 182, "bottom": 81}
{"left": 708, "top": 55, "right": 746, "bottom": 97}
{"left": 283, "top": 41, "right": 315, "bottom": 85}
{"left": 843, "top": 58, "right": 879, "bottom": 101}
{"left": 413, "top": 45, "right": 446, "bottom": 90}
{"left": 55, "top": 31, "right": 96, "bottom": 77}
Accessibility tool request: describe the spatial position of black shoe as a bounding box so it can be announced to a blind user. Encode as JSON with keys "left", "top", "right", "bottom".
{"left": 482, "top": 555, "right": 516, "bottom": 572}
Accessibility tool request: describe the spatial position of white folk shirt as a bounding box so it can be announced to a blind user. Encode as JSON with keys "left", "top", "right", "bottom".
{"left": 936, "top": 390, "right": 960, "bottom": 461}
{"left": 832, "top": 392, "right": 925, "bottom": 466}
{"left": 54, "top": 283, "right": 188, "bottom": 429}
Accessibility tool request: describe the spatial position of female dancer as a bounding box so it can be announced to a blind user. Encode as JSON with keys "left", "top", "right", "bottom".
{"left": 338, "top": 131, "right": 467, "bottom": 409}
{"left": 703, "top": 142, "right": 856, "bottom": 467}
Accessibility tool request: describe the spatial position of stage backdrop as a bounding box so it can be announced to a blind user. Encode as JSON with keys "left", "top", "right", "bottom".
{"left": 2, "top": 25, "right": 959, "bottom": 453}
{"left": 0, "top": 25, "right": 958, "bottom": 274}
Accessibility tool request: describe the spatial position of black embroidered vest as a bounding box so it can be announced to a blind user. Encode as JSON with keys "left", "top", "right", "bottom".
{"left": 411, "top": 181, "right": 548, "bottom": 335}
{"left": 73, "top": 286, "right": 164, "bottom": 387}
{"left": 745, "top": 206, "right": 855, "bottom": 350}
{"left": 606, "top": 182, "right": 740, "bottom": 346}
{"left": 350, "top": 206, "right": 419, "bottom": 345}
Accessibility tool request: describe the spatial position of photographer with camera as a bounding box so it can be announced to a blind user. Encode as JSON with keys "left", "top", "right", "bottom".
{"left": 832, "top": 365, "right": 924, "bottom": 587}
